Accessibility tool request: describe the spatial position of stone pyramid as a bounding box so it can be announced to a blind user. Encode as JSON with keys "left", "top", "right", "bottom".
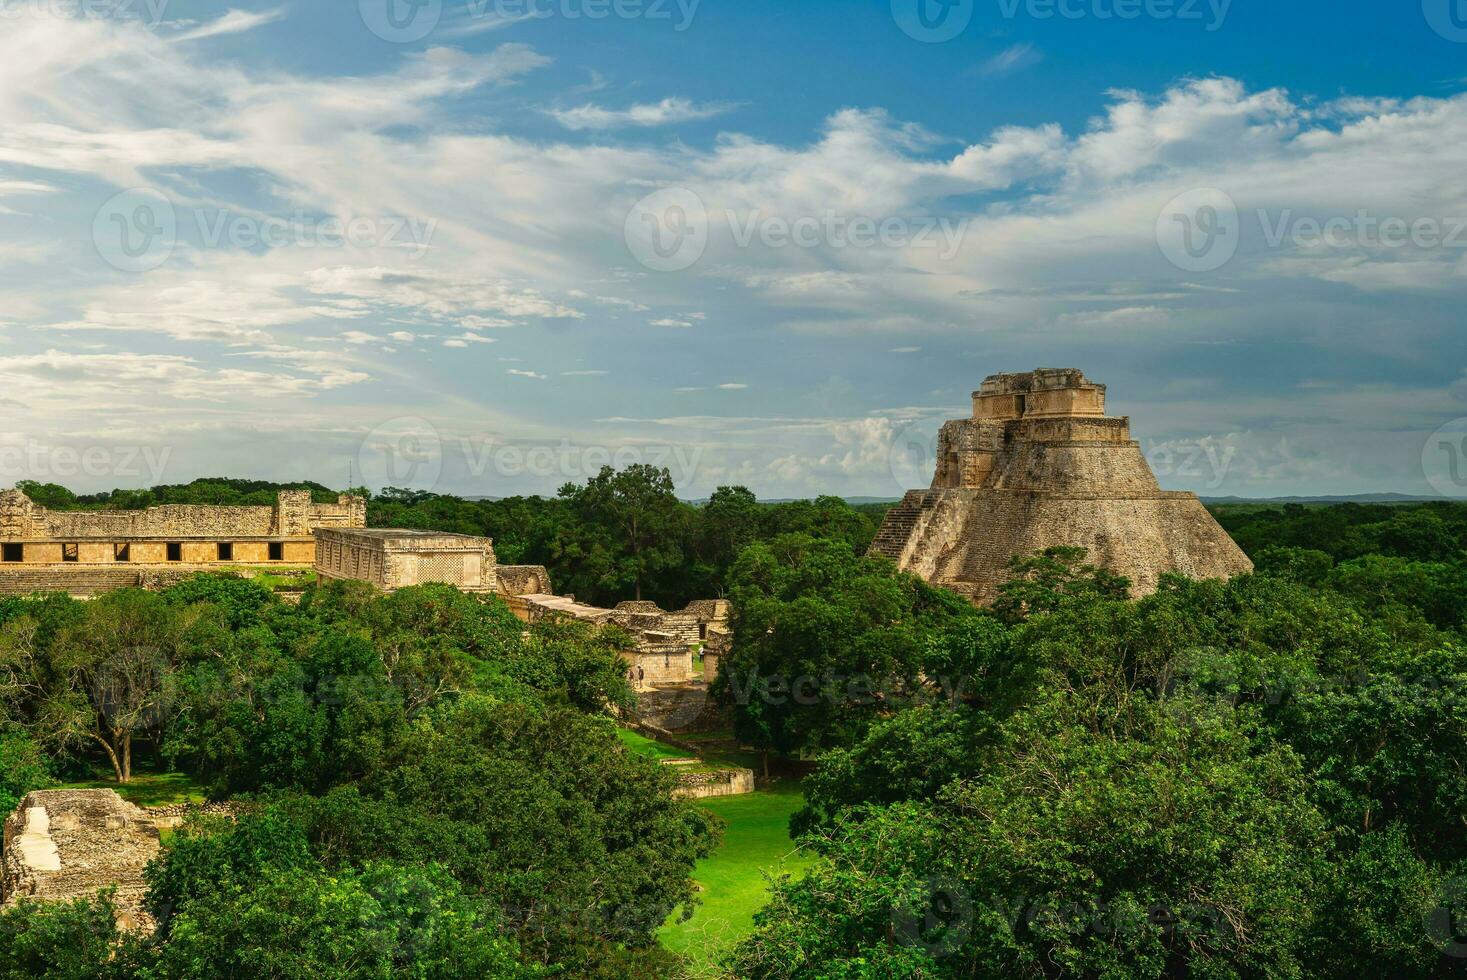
{"left": 869, "top": 368, "right": 1253, "bottom": 603}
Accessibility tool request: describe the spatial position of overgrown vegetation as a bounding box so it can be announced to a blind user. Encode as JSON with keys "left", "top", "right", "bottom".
{"left": 0, "top": 575, "right": 720, "bottom": 976}
{"left": 718, "top": 506, "right": 1467, "bottom": 978}
{"left": 14, "top": 474, "right": 888, "bottom": 608}
{"left": 9, "top": 479, "right": 1467, "bottom": 976}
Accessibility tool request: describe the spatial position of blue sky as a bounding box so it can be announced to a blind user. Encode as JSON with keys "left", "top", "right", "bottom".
{"left": 2, "top": 0, "right": 1466, "bottom": 499}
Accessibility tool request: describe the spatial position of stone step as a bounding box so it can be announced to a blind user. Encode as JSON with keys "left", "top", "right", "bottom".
{"left": 0, "top": 568, "right": 145, "bottom": 596}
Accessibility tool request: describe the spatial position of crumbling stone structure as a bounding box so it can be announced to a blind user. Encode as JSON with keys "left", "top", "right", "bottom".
{"left": 315, "top": 528, "right": 499, "bottom": 592}
{"left": 0, "top": 489, "right": 365, "bottom": 596}
{"left": 870, "top": 369, "right": 1253, "bottom": 603}
{"left": 314, "top": 527, "right": 731, "bottom": 685}
{"left": 314, "top": 527, "right": 558, "bottom": 598}
{"left": 2, "top": 790, "right": 160, "bottom": 931}
{"left": 512, "top": 594, "right": 731, "bottom": 685}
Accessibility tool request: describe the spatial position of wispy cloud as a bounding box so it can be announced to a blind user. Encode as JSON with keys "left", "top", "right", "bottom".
{"left": 548, "top": 97, "right": 736, "bottom": 131}
{"left": 171, "top": 7, "right": 286, "bottom": 42}
{"left": 979, "top": 42, "right": 1042, "bottom": 77}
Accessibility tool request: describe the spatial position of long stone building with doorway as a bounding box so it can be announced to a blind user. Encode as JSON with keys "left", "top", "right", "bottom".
{"left": 0, "top": 488, "right": 365, "bottom": 595}
{"left": 870, "top": 368, "right": 1253, "bottom": 603}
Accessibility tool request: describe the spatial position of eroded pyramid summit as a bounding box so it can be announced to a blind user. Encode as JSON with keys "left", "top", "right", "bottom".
{"left": 870, "top": 368, "right": 1253, "bottom": 603}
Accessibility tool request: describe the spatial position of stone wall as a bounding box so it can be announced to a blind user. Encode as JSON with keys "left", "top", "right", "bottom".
{"left": 672, "top": 768, "right": 756, "bottom": 800}
{"left": 0, "top": 489, "right": 364, "bottom": 542}
{"left": 494, "top": 565, "right": 553, "bottom": 597}
{"left": 314, "top": 528, "right": 497, "bottom": 592}
{"left": 2, "top": 790, "right": 160, "bottom": 931}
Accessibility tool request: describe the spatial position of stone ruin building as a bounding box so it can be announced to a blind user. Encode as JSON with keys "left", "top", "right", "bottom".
{"left": 0, "top": 488, "right": 365, "bottom": 596}
{"left": 2, "top": 790, "right": 161, "bottom": 932}
{"left": 870, "top": 368, "right": 1253, "bottom": 603}
{"left": 314, "top": 527, "right": 728, "bottom": 686}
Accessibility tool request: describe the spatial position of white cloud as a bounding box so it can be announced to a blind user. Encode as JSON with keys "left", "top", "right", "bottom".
{"left": 548, "top": 97, "right": 735, "bottom": 131}
{"left": 507, "top": 368, "right": 546, "bottom": 379}
{"left": 1, "top": 8, "right": 1465, "bottom": 496}
{"left": 979, "top": 43, "right": 1042, "bottom": 77}
{"left": 171, "top": 8, "right": 286, "bottom": 43}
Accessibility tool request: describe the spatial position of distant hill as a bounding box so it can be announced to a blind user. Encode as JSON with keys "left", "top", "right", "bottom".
{"left": 1203, "top": 493, "right": 1452, "bottom": 505}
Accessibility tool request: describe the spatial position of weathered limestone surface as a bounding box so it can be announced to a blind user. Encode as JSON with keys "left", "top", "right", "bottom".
{"left": 870, "top": 369, "right": 1253, "bottom": 603}
{"left": 0, "top": 490, "right": 367, "bottom": 596}
{"left": 2, "top": 790, "right": 160, "bottom": 931}
{"left": 672, "top": 768, "right": 756, "bottom": 800}
{"left": 0, "top": 489, "right": 364, "bottom": 541}
{"left": 315, "top": 528, "right": 499, "bottom": 592}
{"left": 315, "top": 528, "right": 732, "bottom": 688}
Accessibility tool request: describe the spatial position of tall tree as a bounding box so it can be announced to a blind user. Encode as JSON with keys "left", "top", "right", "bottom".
{"left": 560, "top": 465, "right": 686, "bottom": 601}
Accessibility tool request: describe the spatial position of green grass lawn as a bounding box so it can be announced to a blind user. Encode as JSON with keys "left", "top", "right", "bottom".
{"left": 660, "top": 782, "right": 816, "bottom": 978}
{"left": 616, "top": 726, "right": 697, "bottom": 761}
{"left": 55, "top": 770, "right": 206, "bottom": 808}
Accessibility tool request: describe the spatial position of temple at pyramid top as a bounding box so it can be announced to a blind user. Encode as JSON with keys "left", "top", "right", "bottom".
{"left": 871, "top": 368, "right": 1252, "bottom": 604}
{"left": 972, "top": 367, "right": 1107, "bottom": 419}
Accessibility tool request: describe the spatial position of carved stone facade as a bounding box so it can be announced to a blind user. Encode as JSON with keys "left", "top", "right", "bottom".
{"left": 0, "top": 489, "right": 366, "bottom": 596}
{"left": 314, "top": 528, "right": 502, "bottom": 592}
{"left": 870, "top": 369, "right": 1253, "bottom": 603}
